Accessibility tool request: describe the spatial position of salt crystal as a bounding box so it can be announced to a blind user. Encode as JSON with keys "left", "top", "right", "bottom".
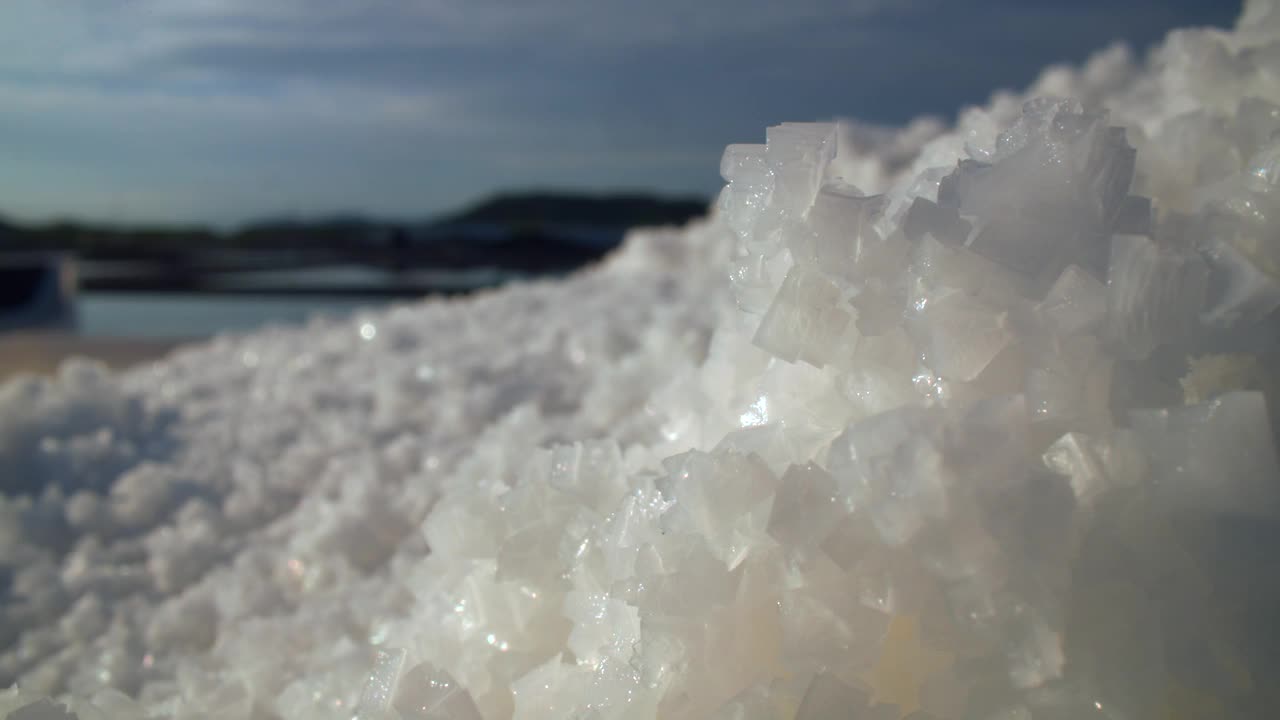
{"left": 394, "top": 662, "right": 482, "bottom": 720}
{"left": 792, "top": 184, "right": 898, "bottom": 282}
{"left": 765, "top": 123, "right": 837, "bottom": 215}
{"left": 766, "top": 463, "right": 844, "bottom": 548}
{"left": 1105, "top": 232, "right": 1209, "bottom": 358}
{"left": 1004, "top": 606, "right": 1065, "bottom": 689}
{"left": 1042, "top": 433, "right": 1110, "bottom": 507}
{"left": 1130, "top": 390, "right": 1280, "bottom": 515}
{"left": 1199, "top": 229, "right": 1280, "bottom": 327}
{"left": 721, "top": 144, "right": 772, "bottom": 185}
{"left": 794, "top": 672, "right": 870, "bottom": 720}
{"left": 1035, "top": 265, "right": 1107, "bottom": 336}
{"left": 355, "top": 648, "right": 407, "bottom": 718}
{"left": 752, "top": 265, "right": 852, "bottom": 368}
{"left": 910, "top": 288, "right": 1013, "bottom": 382}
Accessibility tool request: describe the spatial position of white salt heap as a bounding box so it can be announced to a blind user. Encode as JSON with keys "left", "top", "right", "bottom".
{"left": 5, "top": 2, "right": 1280, "bottom": 718}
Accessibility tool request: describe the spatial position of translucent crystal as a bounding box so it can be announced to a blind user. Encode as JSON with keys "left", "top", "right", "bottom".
{"left": 765, "top": 123, "right": 837, "bottom": 215}
{"left": 1035, "top": 265, "right": 1106, "bottom": 336}
{"left": 794, "top": 672, "right": 870, "bottom": 720}
{"left": 827, "top": 408, "right": 952, "bottom": 545}
{"left": 752, "top": 265, "right": 852, "bottom": 368}
{"left": 910, "top": 288, "right": 1013, "bottom": 382}
{"left": 562, "top": 591, "right": 640, "bottom": 665}
{"left": 911, "top": 235, "right": 1032, "bottom": 309}
{"left": 721, "top": 144, "right": 772, "bottom": 185}
{"left": 1004, "top": 605, "right": 1065, "bottom": 689}
{"left": 1130, "top": 391, "right": 1280, "bottom": 515}
{"left": 355, "top": 648, "right": 407, "bottom": 717}
{"left": 1199, "top": 229, "right": 1280, "bottom": 327}
{"left": 546, "top": 441, "right": 626, "bottom": 514}
{"left": 395, "top": 662, "right": 483, "bottom": 720}
{"left": 1234, "top": 96, "right": 1280, "bottom": 159}
{"left": 903, "top": 197, "right": 971, "bottom": 247}
{"left": 766, "top": 463, "right": 844, "bottom": 548}
{"left": 1024, "top": 337, "right": 1112, "bottom": 431}
{"left": 942, "top": 105, "right": 1136, "bottom": 278}
{"left": 658, "top": 450, "right": 777, "bottom": 566}
{"left": 1042, "top": 433, "right": 1110, "bottom": 507}
{"left": 1105, "top": 233, "right": 1209, "bottom": 358}
{"left": 790, "top": 185, "right": 899, "bottom": 282}
{"left": 865, "top": 614, "right": 954, "bottom": 715}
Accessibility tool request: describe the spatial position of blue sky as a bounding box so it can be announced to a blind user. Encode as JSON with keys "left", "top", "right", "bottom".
{"left": 0, "top": 0, "right": 1239, "bottom": 227}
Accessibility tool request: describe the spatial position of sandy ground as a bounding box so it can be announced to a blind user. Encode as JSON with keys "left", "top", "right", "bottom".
{"left": 0, "top": 332, "right": 181, "bottom": 381}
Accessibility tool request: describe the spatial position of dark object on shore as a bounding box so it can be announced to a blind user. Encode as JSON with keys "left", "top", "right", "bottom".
{"left": 0, "top": 253, "right": 77, "bottom": 331}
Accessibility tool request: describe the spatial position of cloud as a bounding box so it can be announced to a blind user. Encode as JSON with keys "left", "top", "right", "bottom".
{"left": 0, "top": 0, "right": 1242, "bottom": 225}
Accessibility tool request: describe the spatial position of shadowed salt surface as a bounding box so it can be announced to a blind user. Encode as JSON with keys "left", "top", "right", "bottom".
{"left": 4, "top": 2, "right": 1280, "bottom": 718}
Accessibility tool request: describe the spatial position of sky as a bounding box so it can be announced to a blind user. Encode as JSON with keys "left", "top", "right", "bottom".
{"left": 0, "top": 0, "right": 1241, "bottom": 228}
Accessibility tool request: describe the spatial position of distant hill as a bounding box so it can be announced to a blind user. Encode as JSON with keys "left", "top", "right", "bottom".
{"left": 439, "top": 192, "right": 709, "bottom": 229}
{"left": 0, "top": 191, "right": 711, "bottom": 294}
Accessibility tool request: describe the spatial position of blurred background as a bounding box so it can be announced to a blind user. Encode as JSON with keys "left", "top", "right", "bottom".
{"left": 0, "top": 0, "right": 1240, "bottom": 376}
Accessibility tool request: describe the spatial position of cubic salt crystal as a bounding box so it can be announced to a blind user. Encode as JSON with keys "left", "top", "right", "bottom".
{"left": 752, "top": 265, "right": 852, "bottom": 368}
{"left": 1233, "top": 97, "right": 1280, "bottom": 159}
{"left": 778, "top": 580, "right": 889, "bottom": 673}
{"left": 902, "top": 197, "right": 971, "bottom": 247}
{"left": 354, "top": 648, "right": 407, "bottom": 718}
{"left": 850, "top": 281, "right": 908, "bottom": 336}
{"left": 915, "top": 505, "right": 1006, "bottom": 584}
{"left": 1042, "top": 433, "right": 1110, "bottom": 507}
{"left": 910, "top": 236, "right": 1032, "bottom": 311}
{"left": 790, "top": 184, "right": 899, "bottom": 282}
{"left": 840, "top": 330, "right": 920, "bottom": 416}
{"left": 868, "top": 438, "right": 952, "bottom": 546}
{"left": 827, "top": 408, "right": 952, "bottom": 545}
{"left": 394, "top": 662, "right": 483, "bottom": 720}
{"left": 1199, "top": 228, "right": 1280, "bottom": 327}
{"left": 910, "top": 288, "right": 1013, "bottom": 382}
{"left": 721, "top": 144, "right": 773, "bottom": 185}
{"left": 1024, "top": 338, "right": 1112, "bottom": 431}
{"left": 730, "top": 252, "right": 781, "bottom": 315}
{"left": 710, "top": 679, "right": 806, "bottom": 720}
{"left": 949, "top": 395, "right": 1034, "bottom": 495}
{"left": 1130, "top": 390, "right": 1280, "bottom": 515}
{"left": 793, "top": 672, "right": 871, "bottom": 720}
{"left": 546, "top": 441, "right": 626, "bottom": 515}
{"left": 1035, "top": 264, "right": 1107, "bottom": 336}
{"left": 942, "top": 106, "right": 1136, "bottom": 280}
{"left": 1003, "top": 605, "right": 1065, "bottom": 689}
{"left": 827, "top": 407, "right": 944, "bottom": 499}
{"left": 766, "top": 463, "right": 844, "bottom": 548}
{"left": 562, "top": 591, "right": 640, "bottom": 665}
{"left": 1090, "top": 127, "right": 1140, "bottom": 224}
{"left": 422, "top": 489, "right": 506, "bottom": 559}
{"left": 719, "top": 184, "right": 774, "bottom": 240}
{"left": 631, "top": 536, "right": 742, "bottom": 616}
{"left": 936, "top": 159, "right": 992, "bottom": 210}
{"left": 1105, "top": 232, "right": 1209, "bottom": 358}
{"left": 1113, "top": 195, "right": 1152, "bottom": 236}
{"left": 765, "top": 123, "right": 837, "bottom": 215}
